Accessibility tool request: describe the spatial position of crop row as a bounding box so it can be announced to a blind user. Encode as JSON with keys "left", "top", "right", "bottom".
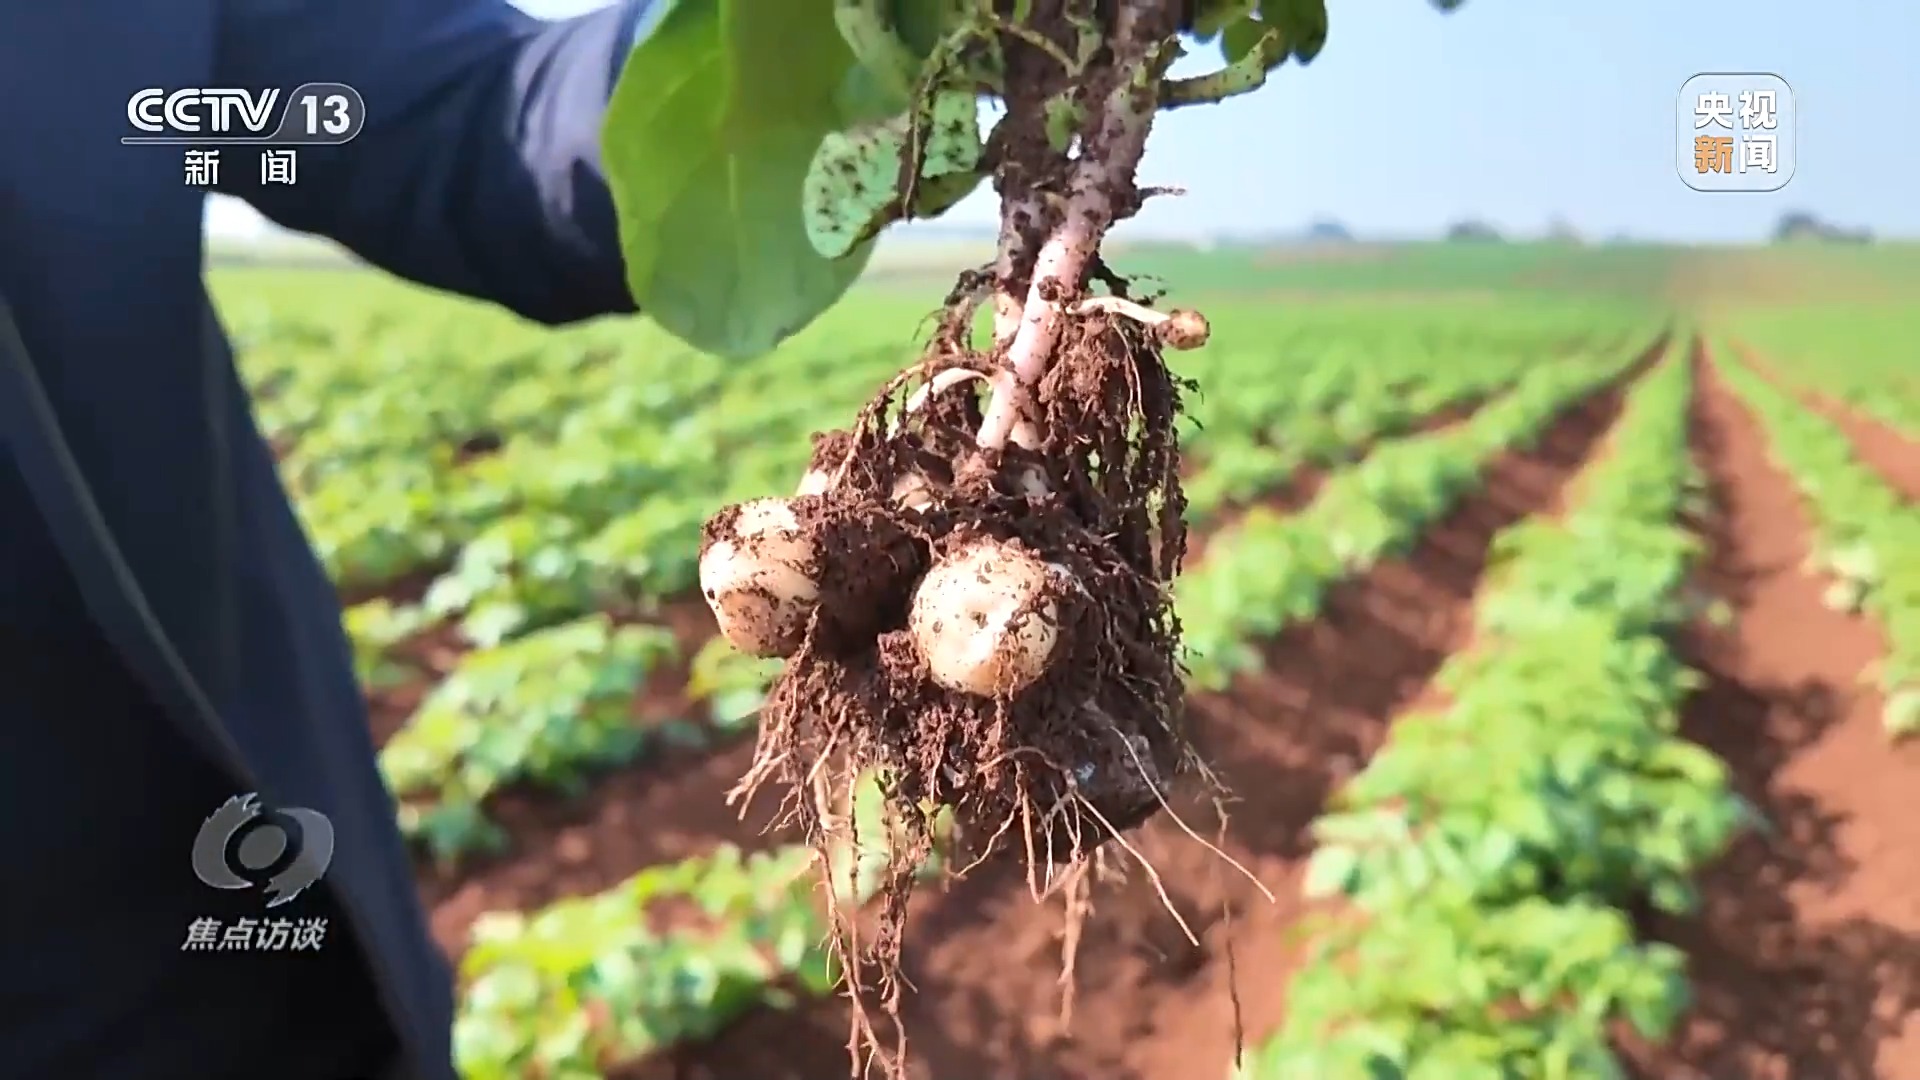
{"left": 1175, "top": 336, "right": 1651, "bottom": 689}
{"left": 1724, "top": 305, "right": 1920, "bottom": 434}
{"left": 449, "top": 764, "right": 943, "bottom": 1079}
{"left": 1710, "top": 343, "right": 1919, "bottom": 738}
{"left": 1177, "top": 306, "right": 1645, "bottom": 524}
{"left": 371, "top": 614, "right": 779, "bottom": 859}
{"left": 451, "top": 843, "right": 832, "bottom": 1079}
{"left": 1241, "top": 347, "right": 1752, "bottom": 1077}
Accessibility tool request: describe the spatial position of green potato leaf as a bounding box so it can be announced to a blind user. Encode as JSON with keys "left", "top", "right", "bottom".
{"left": 603, "top": 0, "right": 876, "bottom": 359}
{"left": 801, "top": 88, "right": 984, "bottom": 259}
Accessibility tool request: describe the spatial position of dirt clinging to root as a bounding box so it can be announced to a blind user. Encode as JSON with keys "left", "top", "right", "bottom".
{"left": 710, "top": 288, "right": 1203, "bottom": 1074}
{"left": 689, "top": 5, "right": 1215, "bottom": 1071}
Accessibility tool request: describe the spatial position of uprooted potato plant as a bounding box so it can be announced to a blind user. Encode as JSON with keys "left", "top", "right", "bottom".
{"left": 601, "top": 0, "right": 1465, "bottom": 1072}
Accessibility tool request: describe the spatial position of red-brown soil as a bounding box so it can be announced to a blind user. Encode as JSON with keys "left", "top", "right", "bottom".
{"left": 1620, "top": 346, "right": 1920, "bottom": 1080}
{"left": 390, "top": 368, "right": 1630, "bottom": 1079}
{"left": 1732, "top": 343, "right": 1920, "bottom": 503}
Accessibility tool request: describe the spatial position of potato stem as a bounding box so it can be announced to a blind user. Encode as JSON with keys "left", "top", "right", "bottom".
{"left": 976, "top": 0, "right": 1176, "bottom": 451}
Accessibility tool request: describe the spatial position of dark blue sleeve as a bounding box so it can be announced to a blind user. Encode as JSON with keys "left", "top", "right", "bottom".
{"left": 215, "top": 0, "right": 653, "bottom": 325}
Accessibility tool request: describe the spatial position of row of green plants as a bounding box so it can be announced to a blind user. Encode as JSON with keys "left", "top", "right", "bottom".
{"left": 1724, "top": 304, "right": 1920, "bottom": 435}
{"left": 1243, "top": 348, "right": 1753, "bottom": 1077}
{"left": 451, "top": 844, "right": 832, "bottom": 1079}
{"left": 373, "top": 618, "right": 779, "bottom": 861}
{"left": 1175, "top": 334, "right": 1654, "bottom": 689}
{"left": 378, "top": 616, "right": 673, "bottom": 858}
{"left": 1712, "top": 343, "right": 1920, "bottom": 738}
{"left": 450, "top": 766, "right": 939, "bottom": 1079}
{"left": 1176, "top": 306, "right": 1645, "bottom": 524}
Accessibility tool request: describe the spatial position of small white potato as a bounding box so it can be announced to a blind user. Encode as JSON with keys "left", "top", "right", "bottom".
{"left": 698, "top": 497, "right": 820, "bottom": 657}
{"left": 908, "top": 540, "right": 1073, "bottom": 697}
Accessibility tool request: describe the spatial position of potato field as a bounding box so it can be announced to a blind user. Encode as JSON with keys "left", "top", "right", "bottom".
{"left": 213, "top": 242, "right": 1920, "bottom": 1080}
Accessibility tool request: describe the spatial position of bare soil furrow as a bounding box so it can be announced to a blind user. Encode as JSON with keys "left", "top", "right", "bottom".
{"left": 1621, "top": 344, "right": 1920, "bottom": 1080}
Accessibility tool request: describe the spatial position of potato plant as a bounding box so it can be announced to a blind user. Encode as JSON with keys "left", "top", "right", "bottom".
{"left": 600, "top": 0, "right": 1466, "bottom": 1071}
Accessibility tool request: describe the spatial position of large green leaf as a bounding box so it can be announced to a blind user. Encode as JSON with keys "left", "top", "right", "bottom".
{"left": 602, "top": 0, "right": 876, "bottom": 359}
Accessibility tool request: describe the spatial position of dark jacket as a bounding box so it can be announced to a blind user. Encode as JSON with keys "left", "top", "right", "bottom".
{"left": 0, "top": 2, "right": 644, "bottom": 1076}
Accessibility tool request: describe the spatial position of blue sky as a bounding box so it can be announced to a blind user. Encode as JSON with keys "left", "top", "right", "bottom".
{"left": 212, "top": 1, "right": 1915, "bottom": 243}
